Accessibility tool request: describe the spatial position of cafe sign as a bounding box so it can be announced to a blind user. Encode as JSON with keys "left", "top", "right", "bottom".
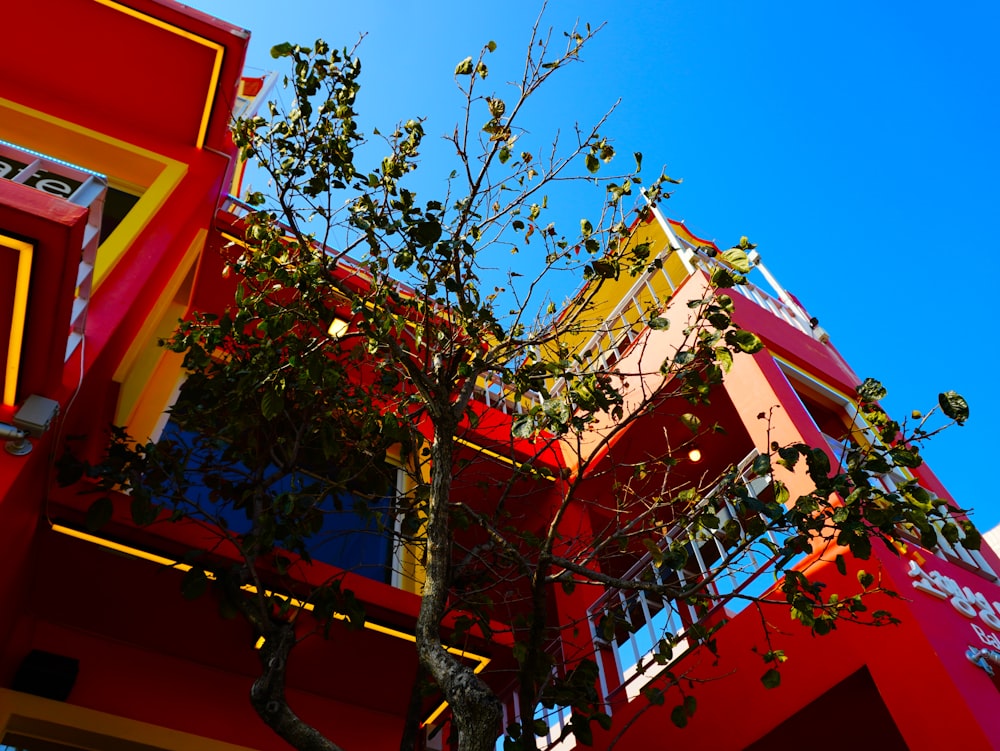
{"left": 0, "top": 141, "right": 86, "bottom": 199}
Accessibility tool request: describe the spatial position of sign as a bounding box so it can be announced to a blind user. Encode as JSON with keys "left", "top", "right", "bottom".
{"left": 908, "top": 559, "right": 1000, "bottom": 689}
{"left": 0, "top": 146, "right": 85, "bottom": 199}
{"left": 0, "top": 155, "right": 83, "bottom": 198}
{"left": 907, "top": 559, "right": 1000, "bottom": 630}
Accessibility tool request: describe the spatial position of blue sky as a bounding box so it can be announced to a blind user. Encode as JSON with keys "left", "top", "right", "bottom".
{"left": 190, "top": 1, "right": 999, "bottom": 530}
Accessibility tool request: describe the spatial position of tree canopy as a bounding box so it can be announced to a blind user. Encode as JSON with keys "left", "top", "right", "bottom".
{"left": 66, "top": 20, "right": 974, "bottom": 751}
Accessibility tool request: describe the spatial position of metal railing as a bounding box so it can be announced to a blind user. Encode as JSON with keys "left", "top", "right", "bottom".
{"left": 877, "top": 465, "right": 996, "bottom": 578}
{"left": 217, "top": 197, "right": 826, "bottom": 420}
{"left": 470, "top": 234, "right": 824, "bottom": 413}
{"left": 822, "top": 429, "right": 996, "bottom": 579}
{"left": 586, "top": 451, "right": 788, "bottom": 702}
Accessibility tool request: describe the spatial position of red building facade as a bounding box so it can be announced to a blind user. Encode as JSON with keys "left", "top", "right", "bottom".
{"left": 2, "top": 3, "right": 999, "bottom": 751}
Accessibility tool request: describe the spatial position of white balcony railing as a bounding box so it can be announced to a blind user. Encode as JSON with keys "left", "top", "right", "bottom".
{"left": 586, "top": 451, "right": 789, "bottom": 702}
{"left": 821, "top": 429, "right": 995, "bottom": 579}
{"left": 217, "top": 196, "right": 827, "bottom": 419}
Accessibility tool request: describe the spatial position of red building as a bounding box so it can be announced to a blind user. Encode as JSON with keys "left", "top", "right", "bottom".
{"left": 2, "top": 3, "right": 999, "bottom": 750}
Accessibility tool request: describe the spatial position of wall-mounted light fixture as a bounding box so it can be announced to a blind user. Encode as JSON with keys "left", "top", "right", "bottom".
{"left": 687, "top": 445, "right": 703, "bottom": 463}
{"left": 327, "top": 317, "right": 349, "bottom": 339}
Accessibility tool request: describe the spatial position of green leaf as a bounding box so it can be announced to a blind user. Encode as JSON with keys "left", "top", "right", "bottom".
{"left": 710, "top": 267, "right": 736, "bottom": 288}
{"left": 544, "top": 398, "right": 571, "bottom": 427}
{"left": 131, "top": 495, "right": 158, "bottom": 526}
{"left": 857, "top": 570, "right": 875, "bottom": 588}
{"left": 511, "top": 413, "right": 535, "bottom": 440}
{"left": 648, "top": 316, "right": 670, "bottom": 330}
{"left": 86, "top": 496, "right": 114, "bottom": 532}
{"left": 777, "top": 445, "right": 803, "bottom": 470}
{"left": 889, "top": 447, "right": 922, "bottom": 469}
{"left": 680, "top": 413, "right": 700, "bottom": 432}
{"left": 261, "top": 388, "right": 282, "bottom": 420}
{"left": 730, "top": 330, "right": 763, "bottom": 354}
{"left": 270, "top": 42, "right": 294, "bottom": 59}
{"left": 643, "top": 686, "right": 665, "bottom": 706}
{"left": 715, "top": 346, "right": 734, "bottom": 372}
{"left": 585, "top": 154, "right": 600, "bottom": 174}
{"left": 751, "top": 453, "right": 771, "bottom": 476}
{"left": 455, "top": 56, "right": 474, "bottom": 75}
{"left": 670, "top": 704, "right": 689, "bottom": 728}
{"left": 683, "top": 695, "right": 697, "bottom": 716}
{"left": 721, "top": 248, "right": 752, "bottom": 273}
{"left": 856, "top": 378, "right": 887, "bottom": 402}
{"left": 410, "top": 219, "right": 442, "bottom": 247}
{"left": 570, "top": 714, "right": 593, "bottom": 746}
{"left": 960, "top": 521, "right": 982, "bottom": 551}
{"left": 835, "top": 554, "right": 847, "bottom": 576}
{"left": 181, "top": 567, "right": 209, "bottom": 600}
{"left": 486, "top": 40, "right": 497, "bottom": 52}
{"left": 761, "top": 668, "right": 781, "bottom": 689}
{"left": 938, "top": 391, "right": 969, "bottom": 425}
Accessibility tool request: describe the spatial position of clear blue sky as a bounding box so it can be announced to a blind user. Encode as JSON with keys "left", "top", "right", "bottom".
{"left": 190, "top": 0, "right": 1000, "bottom": 531}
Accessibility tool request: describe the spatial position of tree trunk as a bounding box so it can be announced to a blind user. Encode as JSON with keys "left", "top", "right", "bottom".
{"left": 250, "top": 622, "right": 347, "bottom": 751}
{"left": 415, "top": 420, "right": 502, "bottom": 751}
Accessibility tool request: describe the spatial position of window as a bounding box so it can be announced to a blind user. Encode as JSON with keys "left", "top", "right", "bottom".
{"left": 157, "top": 414, "right": 404, "bottom": 586}
{"left": 777, "top": 361, "right": 864, "bottom": 468}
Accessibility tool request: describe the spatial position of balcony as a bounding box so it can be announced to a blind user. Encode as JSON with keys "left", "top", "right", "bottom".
{"left": 468, "top": 207, "right": 829, "bottom": 417}
{"left": 583, "top": 450, "right": 790, "bottom": 704}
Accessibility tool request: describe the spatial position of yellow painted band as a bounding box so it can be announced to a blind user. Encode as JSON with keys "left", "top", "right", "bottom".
{"left": 50, "top": 523, "right": 490, "bottom": 727}
{"left": 2, "top": 234, "right": 34, "bottom": 407}
{"left": 0, "top": 97, "right": 189, "bottom": 289}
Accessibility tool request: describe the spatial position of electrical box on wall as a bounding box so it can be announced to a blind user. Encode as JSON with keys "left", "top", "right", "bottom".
{"left": 13, "top": 394, "right": 59, "bottom": 437}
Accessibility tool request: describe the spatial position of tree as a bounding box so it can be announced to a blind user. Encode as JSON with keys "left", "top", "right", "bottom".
{"left": 65, "top": 18, "right": 974, "bottom": 751}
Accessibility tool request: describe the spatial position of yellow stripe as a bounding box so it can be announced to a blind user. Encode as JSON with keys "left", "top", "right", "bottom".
{"left": 51, "top": 523, "right": 490, "bottom": 727}
{"left": 2, "top": 234, "right": 35, "bottom": 407}
{"left": 454, "top": 436, "right": 557, "bottom": 481}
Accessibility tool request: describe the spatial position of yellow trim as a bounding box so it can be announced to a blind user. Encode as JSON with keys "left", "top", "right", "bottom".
{"left": 773, "top": 357, "right": 911, "bottom": 476}
{"left": 50, "top": 524, "right": 490, "bottom": 726}
{"left": 112, "top": 231, "right": 204, "bottom": 436}
{"left": 772, "top": 355, "right": 853, "bottom": 404}
{"left": 53, "top": 525, "right": 182, "bottom": 568}
{"left": 0, "top": 687, "right": 260, "bottom": 751}
{"left": 454, "top": 436, "right": 557, "bottom": 481}
{"left": 0, "top": 97, "right": 189, "bottom": 288}
{"left": 93, "top": 161, "right": 186, "bottom": 286}
{"left": 0, "top": 98, "right": 166, "bottom": 185}
{"left": 2, "top": 234, "right": 33, "bottom": 407}
{"left": 93, "top": 0, "right": 225, "bottom": 149}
